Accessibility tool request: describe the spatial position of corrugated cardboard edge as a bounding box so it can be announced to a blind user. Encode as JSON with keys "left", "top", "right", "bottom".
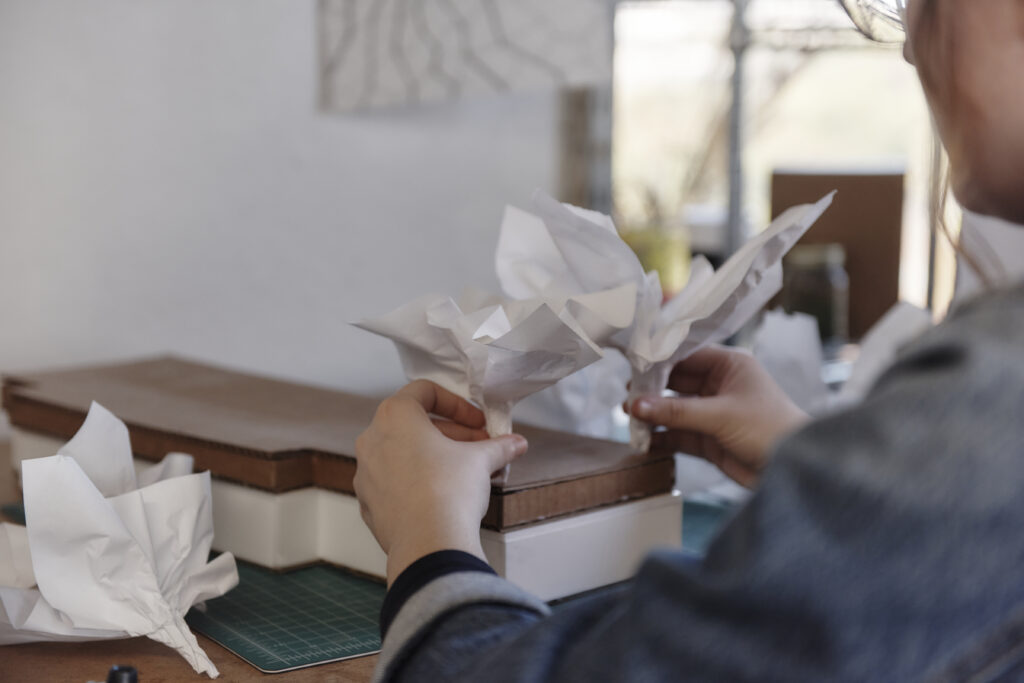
{"left": 482, "top": 458, "right": 675, "bottom": 529}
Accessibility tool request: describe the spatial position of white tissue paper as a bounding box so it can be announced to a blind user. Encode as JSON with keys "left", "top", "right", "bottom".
{"left": 834, "top": 301, "right": 933, "bottom": 407}
{"left": 750, "top": 302, "right": 933, "bottom": 416}
{"left": 0, "top": 402, "right": 239, "bottom": 678}
{"left": 498, "top": 190, "right": 835, "bottom": 450}
{"left": 511, "top": 352, "right": 632, "bottom": 440}
{"left": 355, "top": 286, "right": 630, "bottom": 437}
{"left": 752, "top": 309, "right": 829, "bottom": 413}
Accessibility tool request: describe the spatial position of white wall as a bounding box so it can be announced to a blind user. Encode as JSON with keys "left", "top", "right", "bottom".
{"left": 0, "top": 0, "right": 560, "bottom": 421}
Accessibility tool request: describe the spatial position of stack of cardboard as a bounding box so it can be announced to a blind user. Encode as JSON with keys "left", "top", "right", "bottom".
{"left": 2, "top": 356, "right": 680, "bottom": 600}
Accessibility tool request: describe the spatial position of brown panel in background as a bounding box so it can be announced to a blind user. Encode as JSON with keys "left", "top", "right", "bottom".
{"left": 772, "top": 171, "right": 904, "bottom": 339}
{"left": 559, "top": 87, "right": 591, "bottom": 207}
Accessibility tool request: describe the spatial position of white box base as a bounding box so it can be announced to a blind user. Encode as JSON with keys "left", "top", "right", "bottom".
{"left": 12, "top": 428, "right": 682, "bottom": 601}
{"left": 480, "top": 492, "right": 682, "bottom": 600}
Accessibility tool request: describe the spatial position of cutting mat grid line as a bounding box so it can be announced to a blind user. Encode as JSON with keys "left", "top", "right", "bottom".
{"left": 186, "top": 560, "right": 386, "bottom": 672}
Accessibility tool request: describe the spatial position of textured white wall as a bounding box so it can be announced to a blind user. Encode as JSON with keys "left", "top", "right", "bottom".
{"left": 0, "top": 0, "right": 560, "bottom": 420}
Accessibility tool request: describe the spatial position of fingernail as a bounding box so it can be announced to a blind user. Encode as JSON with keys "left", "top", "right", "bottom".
{"left": 505, "top": 434, "right": 527, "bottom": 452}
{"left": 635, "top": 399, "right": 652, "bottom": 417}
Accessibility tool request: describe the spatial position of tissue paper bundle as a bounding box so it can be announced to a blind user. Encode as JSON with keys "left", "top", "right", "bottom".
{"left": 833, "top": 301, "right": 933, "bottom": 407}
{"left": 498, "top": 190, "right": 835, "bottom": 450}
{"left": 752, "top": 303, "right": 933, "bottom": 415}
{"left": 752, "top": 309, "right": 829, "bottom": 413}
{"left": 511, "top": 353, "right": 632, "bottom": 440}
{"left": 0, "top": 402, "right": 239, "bottom": 677}
{"left": 355, "top": 286, "right": 635, "bottom": 437}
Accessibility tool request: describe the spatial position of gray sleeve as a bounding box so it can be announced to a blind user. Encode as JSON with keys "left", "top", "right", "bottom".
{"left": 372, "top": 571, "right": 551, "bottom": 682}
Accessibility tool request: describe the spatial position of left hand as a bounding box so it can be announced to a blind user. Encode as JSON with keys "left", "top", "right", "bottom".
{"left": 354, "top": 380, "right": 529, "bottom": 586}
{"left": 627, "top": 346, "right": 808, "bottom": 488}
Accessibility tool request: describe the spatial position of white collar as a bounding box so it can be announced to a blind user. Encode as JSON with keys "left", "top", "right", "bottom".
{"left": 952, "top": 210, "right": 1024, "bottom": 307}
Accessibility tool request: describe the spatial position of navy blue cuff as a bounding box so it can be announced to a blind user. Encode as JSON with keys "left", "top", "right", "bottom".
{"left": 380, "top": 550, "right": 496, "bottom": 639}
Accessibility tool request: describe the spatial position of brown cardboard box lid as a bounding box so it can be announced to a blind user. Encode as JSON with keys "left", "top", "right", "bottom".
{"left": 2, "top": 356, "right": 674, "bottom": 527}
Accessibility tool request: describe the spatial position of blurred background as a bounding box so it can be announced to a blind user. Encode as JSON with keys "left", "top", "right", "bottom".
{"left": 0, "top": 0, "right": 950, "bottom": 439}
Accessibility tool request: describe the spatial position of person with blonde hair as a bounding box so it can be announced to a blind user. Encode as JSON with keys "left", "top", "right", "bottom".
{"left": 355, "top": 2, "right": 1024, "bottom": 680}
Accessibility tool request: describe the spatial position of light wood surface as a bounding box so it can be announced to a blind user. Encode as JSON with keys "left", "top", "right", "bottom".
{"left": 0, "top": 438, "right": 379, "bottom": 683}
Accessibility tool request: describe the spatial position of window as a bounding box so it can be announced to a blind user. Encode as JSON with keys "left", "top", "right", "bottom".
{"left": 613, "top": 0, "right": 936, "bottom": 308}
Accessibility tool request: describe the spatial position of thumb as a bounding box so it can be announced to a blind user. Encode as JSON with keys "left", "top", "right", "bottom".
{"left": 471, "top": 434, "right": 529, "bottom": 474}
{"left": 631, "top": 395, "right": 731, "bottom": 436}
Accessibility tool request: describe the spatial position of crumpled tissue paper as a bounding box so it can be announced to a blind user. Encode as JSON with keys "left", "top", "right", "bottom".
{"left": 497, "top": 190, "right": 835, "bottom": 450}
{"left": 752, "top": 309, "right": 829, "bottom": 413}
{"left": 0, "top": 402, "right": 239, "bottom": 678}
{"left": 833, "top": 301, "right": 933, "bottom": 408}
{"left": 511, "top": 352, "right": 632, "bottom": 440}
{"left": 751, "top": 302, "right": 933, "bottom": 415}
{"left": 355, "top": 285, "right": 634, "bottom": 437}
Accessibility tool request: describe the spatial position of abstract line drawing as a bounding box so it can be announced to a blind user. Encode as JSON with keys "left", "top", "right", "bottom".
{"left": 318, "top": 0, "right": 613, "bottom": 113}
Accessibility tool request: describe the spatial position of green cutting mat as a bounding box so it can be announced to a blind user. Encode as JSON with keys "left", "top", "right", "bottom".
{"left": 185, "top": 560, "right": 386, "bottom": 673}
{"left": 681, "top": 499, "right": 735, "bottom": 556}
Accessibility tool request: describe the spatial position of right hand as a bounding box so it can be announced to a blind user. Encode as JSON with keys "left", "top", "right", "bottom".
{"left": 354, "top": 380, "right": 529, "bottom": 585}
{"left": 627, "top": 346, "right": 809, "bottom": 488}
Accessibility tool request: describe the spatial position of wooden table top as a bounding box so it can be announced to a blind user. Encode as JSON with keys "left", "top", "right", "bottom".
{"left": 0, "top": 437, "right": 379, "bottom": 683}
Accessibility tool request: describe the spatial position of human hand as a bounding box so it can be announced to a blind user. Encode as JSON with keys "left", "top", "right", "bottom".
{"left": 626, "top": 346, "right": 809, "bottom": 488}
{"left": 354, "top": 380, "right": 529, "bottom": 585}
